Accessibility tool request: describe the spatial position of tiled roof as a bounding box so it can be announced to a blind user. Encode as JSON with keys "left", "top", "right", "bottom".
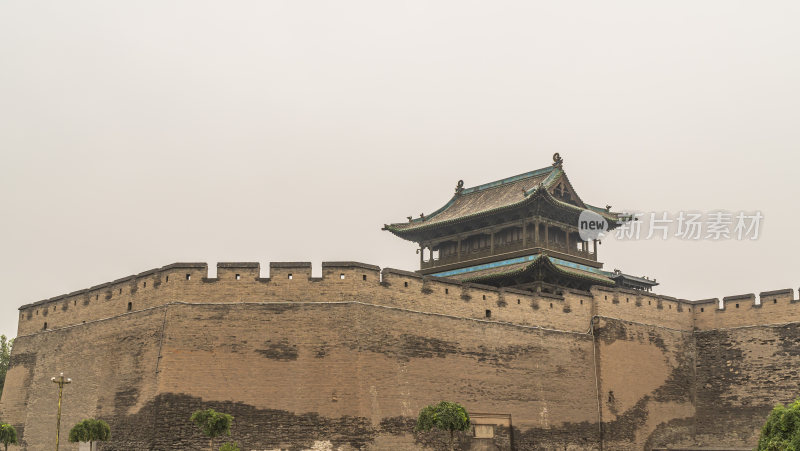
{"left": 445, "top": 260, "right": 534, "bottom": 280}
{"left": 419, "top": 168, "right": 554, "bottom": 228}
{"left": 386, "top": 167, "right": 556, "bottom": 231}
{"left": 384, "top": 164, "right": 616, "bottom": 235}
{"left": 431, "top": 254, "right": 615, "bottom": 286}
{"left": 610, "top": 272, "right": 659, "bottom": 287}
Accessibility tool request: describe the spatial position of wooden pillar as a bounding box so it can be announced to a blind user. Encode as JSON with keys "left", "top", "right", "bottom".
{"left": 534, "top": 221, "right": 539, "bottom": 245}
{"left": 522, "top": 220, "right": 527, "bottom": 247}
{"left": 544, "top": 223, "right": 549, "bottom": 246}
{"left": 420, "top": 245, "right": 424, "bottom": 266}
{"left": 457, "top": 236, "right": 462, "bottom": 258}
{"left": 490, "top": 230, "right": 495, "bottom": 254}
{"left": 565, "top": 229, "right": 571, "bottom": 253}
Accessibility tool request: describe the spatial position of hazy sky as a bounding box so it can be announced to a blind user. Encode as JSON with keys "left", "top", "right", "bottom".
{"left": 1, "top": 1, "right": 799, "bottom": 338}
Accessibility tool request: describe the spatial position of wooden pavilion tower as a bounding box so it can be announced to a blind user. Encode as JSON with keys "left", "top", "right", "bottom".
{"left": 383, "top": 154, "right": 658, "bottom": 293}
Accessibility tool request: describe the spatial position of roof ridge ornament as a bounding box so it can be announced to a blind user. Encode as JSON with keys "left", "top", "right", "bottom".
{"left": 455, "top": 179, "right": 464, "bottom": 195}
{"left": 552, "top": 153, "right": 563, "bottom": 167}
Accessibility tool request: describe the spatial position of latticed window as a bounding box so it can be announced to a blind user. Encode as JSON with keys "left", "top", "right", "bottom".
{"left": 469, "top": 235, "right": 490, "bottom": 251}
{"left": 439, "top": 242, "right": 458, "bottom": 257}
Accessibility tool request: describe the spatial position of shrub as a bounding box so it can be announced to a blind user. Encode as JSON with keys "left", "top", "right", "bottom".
{"left": 68, "top": 419, "right": 110, "bottom": 450}
{"left": 756, "top": 398, "right": 800, "bottom": 450}
{"left": 0, "top": 423, "right": 18, "bottom": 451}
{"left": 416, "top": 401, "right": 470, "bottom": 451}
{"left": 191, "top": 408, "right": 234, "bottom": 451}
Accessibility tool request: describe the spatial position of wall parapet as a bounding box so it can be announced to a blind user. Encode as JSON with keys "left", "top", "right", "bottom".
{"left": 13, "top": 261, "right": 799, "bottom": 336}
{"left": 322, "top": 261, "right": 381, "bottom": 271}
{"left": 218, "top": 262, "right": 260, "bottom": 268}
{"left": 693, "top": 288, "right": 800, "bottom": 330}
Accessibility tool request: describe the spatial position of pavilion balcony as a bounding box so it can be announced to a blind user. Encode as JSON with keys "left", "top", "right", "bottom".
{"left": 432, "top": 253, "right": 461, "bottom": 267}
{"left": 493, "top": 240, "right": 525, "bottom": 254}
{"left": 421, "top": 239, "right": 596, "bottom": 271}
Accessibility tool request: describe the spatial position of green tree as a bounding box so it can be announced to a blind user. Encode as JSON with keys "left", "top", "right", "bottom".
{"left": 415, "top": 401, "right": 471, "bottom": 451}
{"left": 68, "top": 419, "right": 111, "bottom": 451}
{"left": 0, "top": 335, "right": 13, "bottom": 400}
{"left": 756, "top": 398, "right": 800, "bottom": 451}
{"left": 191, "top": 408, "right": 234, "bottom": 451}
{"left": 0, "top": 423, "right": 18, "bottom": 451}
{"left": 219, "top": 442, "right": 241, "bottom": 451}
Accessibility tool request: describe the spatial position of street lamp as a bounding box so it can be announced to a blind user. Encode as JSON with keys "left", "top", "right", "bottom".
{"left": 51, "top": 372, "right": 71, "bottom": 451}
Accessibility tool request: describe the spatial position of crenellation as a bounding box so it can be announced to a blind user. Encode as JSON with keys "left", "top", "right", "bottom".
{"left": 759, "top": 288, "right": 795, "bottom": 305}
{"left": 217, "top": 262, "right": 261, "bottom": 280}
{"left": 692, "top": 289, "right": 800, "bottom": 330}
{"left": 11, "top": 261, "right": 800, "bottom": 338}
{"left": 321, "top": 261, "right": 381, "bottom": 284}
{"left": 269, "top": 261, "right": 312, "bottom": 280}
{"left": 722, "top": 293, "right": 756, "bottom": 308}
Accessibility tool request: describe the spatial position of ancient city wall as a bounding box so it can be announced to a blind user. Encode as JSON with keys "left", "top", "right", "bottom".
{"left": 21, "top": 261, "right": 796, "bottom": 337}
{"left": 18, "top": 261, "right": 603, "bottom": 336}
{"left": 592, "top": 318, "right": 696, "bottom": 450}
{"left": 693, "top": 322, "right": 800, "bottom": 449}
{"left": 3, "top": 301, "right": 606, "bottom": 450}
{"left": 4, "top": 261, "right": 800, "bottom": 450}
{"left": 1, "top": 306, "right": 164, "bottom": 450}
{"left": 693, "top": 289, "right": 800, "bottom": 330}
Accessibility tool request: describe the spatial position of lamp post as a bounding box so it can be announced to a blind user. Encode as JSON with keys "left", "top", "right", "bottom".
{"left": 51, "top": 372, "right": 71, "bottom": 451}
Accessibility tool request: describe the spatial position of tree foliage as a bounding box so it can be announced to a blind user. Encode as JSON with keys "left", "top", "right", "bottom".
{"left": 219, "top": 442, "right": 241, "bottom": 451}
{"left": 191, "top": 408, "right": 234, "bottom": 451}
{"left": 416, "top": 401, "right": 470, "bottom": 451}
{"left": 0, "top": 335, "right": 13, "bottom": 400}
{"left": 68, "top": 418, "right": 111, "bottom": 449}
{"left": 757, "top": 398, "right": 800, "bottom": 451}
{"left": 0, "top": 423, "right": 18, "bottom": 451}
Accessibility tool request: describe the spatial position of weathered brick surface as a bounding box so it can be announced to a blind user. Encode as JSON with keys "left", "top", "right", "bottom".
{"left": 593, "top": 318, "right": 696, "bottom": 450}
{"left": 693, "top": 323, "right": 800, "bottom": 448}
{"left": 0, "top": 308, "right": 163, "bottom": 450}
{"left": 1, "top": 302, "right": 601, "bottom": 450}
{"left": 3, "top": 262, "right": 799, "bottom": 450}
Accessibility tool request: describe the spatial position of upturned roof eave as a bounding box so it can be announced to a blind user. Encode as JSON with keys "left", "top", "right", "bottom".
{"left": 384, "top": 186, "right": 620, "bottom": 241}
{"left": 459, "top": 253, "right": 615, "bottom": 286}
{"left": 611, "top": 273, "right": 659, "bottom": 287}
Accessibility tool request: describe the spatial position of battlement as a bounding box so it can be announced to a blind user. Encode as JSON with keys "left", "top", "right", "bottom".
{"left": 14, "top": 261, "right": 800, "bottom": 336}
{"left": 693, "top": 288, "right": 800, "bottom": 330}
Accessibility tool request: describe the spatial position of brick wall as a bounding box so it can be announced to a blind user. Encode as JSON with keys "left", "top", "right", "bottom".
{"left": 2, "top": 302, "right": 604, "bottom": 450}
{"left": 694, "top": 323, "right": 800, "bottom": 448}
{"left": 592, "top": 318, "right": 696, "bottom": 450}
{"left": 5, "top": 261, "right": 800, "bottom": 450}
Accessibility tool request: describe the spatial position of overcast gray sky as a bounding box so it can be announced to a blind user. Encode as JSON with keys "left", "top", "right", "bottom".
{"left": 1, "top": 1, "right": 799, "bottom": 338}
